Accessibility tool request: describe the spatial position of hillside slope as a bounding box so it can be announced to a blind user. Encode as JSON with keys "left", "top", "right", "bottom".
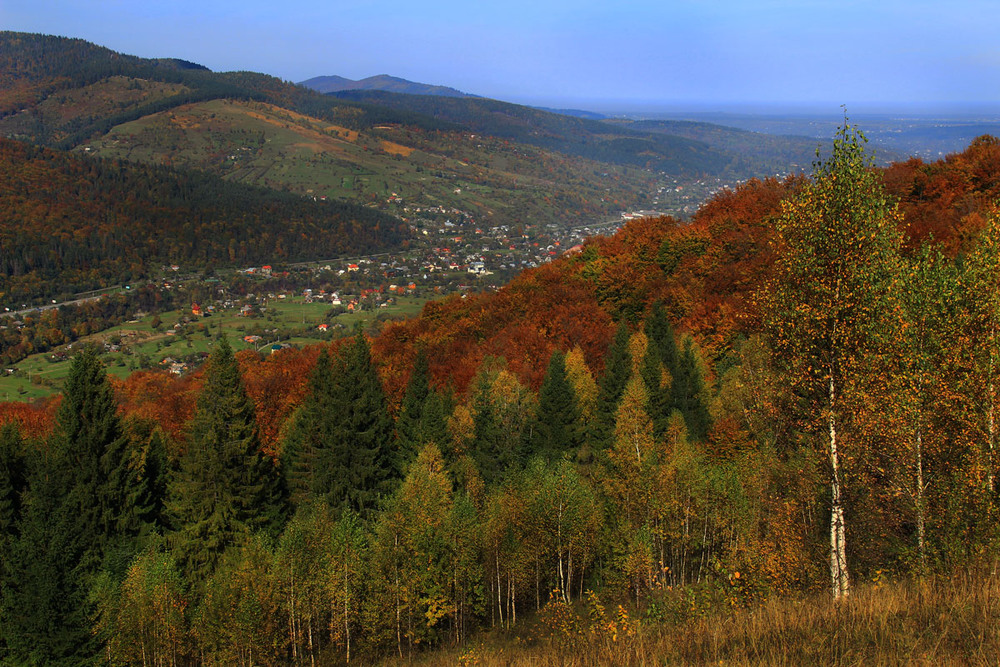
{"left": 76, "top": 97, "right": 657, "bottom": 226}
{"left": 329, "top": 89, "right": 826, "bottom": 178}
{"left": 0, "top": 137, "right": 409, "bottom": 305}
{"left": 371, "top": 135, "right": 1000, "bottom": 399}
{"left": 0, "top": 32, "right": 658, "bottom": 225}
{"left": 0, "top": 32, "right": 824, "bottom": 227}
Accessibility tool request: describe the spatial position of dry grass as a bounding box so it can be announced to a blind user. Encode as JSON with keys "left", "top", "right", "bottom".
{"left": 402, "top": 571, "right": 1000, "bottom": 666}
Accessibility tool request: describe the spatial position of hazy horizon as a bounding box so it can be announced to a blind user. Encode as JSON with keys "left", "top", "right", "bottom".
{"left": 3, "top": 0, "right": 998, "bottom": 114}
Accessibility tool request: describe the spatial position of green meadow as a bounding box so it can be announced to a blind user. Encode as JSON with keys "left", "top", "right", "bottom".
{"left": 0, "top": 294, "right": 430, "bottom": 401}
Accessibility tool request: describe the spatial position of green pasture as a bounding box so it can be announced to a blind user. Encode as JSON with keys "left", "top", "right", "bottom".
{"left": 0, "top": 294, "right": 431, "bottom": 402}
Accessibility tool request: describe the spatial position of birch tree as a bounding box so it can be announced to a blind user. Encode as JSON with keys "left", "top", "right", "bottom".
{"left": 961, "top": 211, "right": 1000, "bottom": 498}
{"left": 766, "top": 120, "right": 903, "bottom": 599}
{"left": 893, "top": 244, "right": 956, "bottom": 568}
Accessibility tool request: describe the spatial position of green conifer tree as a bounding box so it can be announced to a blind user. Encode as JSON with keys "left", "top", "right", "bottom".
{"left": 0, "top": 423, "right": 26, "bottom": 539}
{"left": 137, "top": 424, "right": 169, "bottom": 532}
{"left": 1, "top": 444, "right": 93, "bottom": 663}
{"left": 1, "top": 348, "right": 151, "bottom": 663}
{"left": 469, "top": 358, "right": 532, "bottom": 485}
{"left": 674, "top": 336, "right": 713, "bottom": 442}
{"left": 166, "top": 337, "right": 288, "bottom": 585}
{"left": 532, "top": 349, "right": 583, "bottom": 458}
{"left": 594, "top": 322, "right": 632, "bottom": 448}
{"left": 281, "top": 348, "right": 337, "bottom": 506}
{"left": 418, "top": 389, "right": 453, "bottom": 455}
{"left": 56, "top": 347, "right": 141, "bottom": 572}
{"left": 642, "top": 302, "right": 678, "bottom": 435}
{"left": 318, "top": 331, "right": 397, "bottom": 516}
{"left": 396, "top": 348, "right": 431, "bottom": 469}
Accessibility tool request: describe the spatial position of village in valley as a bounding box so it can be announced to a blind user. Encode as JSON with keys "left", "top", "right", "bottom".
{"left": 0, "top": 170, "right": 729, "bottom": 400}
{"left": 0, "top": 204, "right": 625, "bottom": 400}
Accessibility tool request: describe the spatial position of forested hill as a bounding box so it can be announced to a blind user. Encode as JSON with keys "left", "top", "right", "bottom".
{"left": 368, "top": 135, "right": 1000, "bottom": 399}
{"left": 0, "top": 32, "right": 455, "bottom": 149}
{"left": 0, "top": 138, "right": 410, "bottom": 305}
{"left": 0, "top": 32, "right": 823, "bottom": 184}
{"left": 91, "top": 133, "right": 1000, "bottom": 458}
{"left": 329, "top": 89, "right": 825, "bottom": 177}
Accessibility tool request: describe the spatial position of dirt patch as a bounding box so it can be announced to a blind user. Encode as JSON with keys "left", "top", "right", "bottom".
{"left": 381, "top": 140, "right": 414, "bottom": 157}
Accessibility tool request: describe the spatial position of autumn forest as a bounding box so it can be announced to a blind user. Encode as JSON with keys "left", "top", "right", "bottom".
{"left": 0, "top": 118, "right": 999, "bottom": 665}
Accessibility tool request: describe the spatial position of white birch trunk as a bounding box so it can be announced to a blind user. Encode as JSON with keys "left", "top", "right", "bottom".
{"left": 915, "top": 425, "right": 926, "bottom": 567}
{"left": 829, "top": 375, "right": 850, "bottom": 599}
{"left": 989, "top": 378, "right": 996, "bottom": 495}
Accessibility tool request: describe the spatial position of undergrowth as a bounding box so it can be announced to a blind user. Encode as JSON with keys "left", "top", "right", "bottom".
{"left": 401, "top": 570, "right": 1000, "bottom": 666}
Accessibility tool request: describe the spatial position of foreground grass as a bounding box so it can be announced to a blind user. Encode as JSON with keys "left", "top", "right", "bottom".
{"left": 408, "top": 571, "right": 1000, "bottom": 666}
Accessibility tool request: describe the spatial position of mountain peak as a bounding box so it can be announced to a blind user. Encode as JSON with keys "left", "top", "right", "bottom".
{"left": 298, "top": 74, "right": 474, "bottom": 98}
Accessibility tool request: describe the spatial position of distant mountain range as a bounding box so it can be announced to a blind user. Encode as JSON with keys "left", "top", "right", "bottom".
{"left": 299, "top": 74, "right": 474, "bottom": 98}
{"left": 326, "top": 89, "right": 823, "bottom": 176}
{"left": 299, "top": 77, "right": 610, "bottom": 122}
{"left": 0, "top": 30, "right": 834, "bottom": 283}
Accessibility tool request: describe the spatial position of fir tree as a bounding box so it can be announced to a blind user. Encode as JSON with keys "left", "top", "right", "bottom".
{"left": 0, "top": 423, "right": 26, "bottom": 539}
{"left": 532, "top": 349, "right": 583, "bottom": 458}
{"left": 642, "top": 302, "right": 679, "bottom": 436}
{"left": 281, "top": 348, "right": 337, "bottom": 506}
{"left": 396, "top": 348, "right": 431, "bottom": 470}
{"left": 318, "top": 331, "right": 397, "bottom": 516}
{"left": 594, "top": 322, "right": 632, "bottom": 448}
{"left": 166, "top": 337, "right": 288, "bottom": 584}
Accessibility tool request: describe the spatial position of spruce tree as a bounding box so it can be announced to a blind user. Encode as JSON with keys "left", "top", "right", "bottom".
{"left": 532, "top": 349, "right": 583, "bottom": 458}
{"left": 56, "top": 347, "right": 140, "bottom": 572}
{"left": 642, "top": 303, "right": 679, "bottom": 436}
{"left": 166, "top": 337, "right": 288, "bottom": 584}
{"left": 2, "top": 440, "right": 94, "bottom": 663}
{"left": 281, "top": 348, "right": 337, "bottom": 506}
{"left": 644, "top": 302, "right": 679, "bottom": 374}
{"left": 318, "top": 331, "right": 397, "bottom": 516}
{"left": 593, "top": 322, "right": 632, "bottom": 448}
{"left": 0, "top": 423, "right": 25, "bottom": 539}
{"left": 136, "top": 424, "right": 169, "bottom": 533}
{"left": 469, "top": 358, "right": 532, "bottom": 485}
{"left": 396, "top": 348, "right": 431, "bottom": 470}
{"left": 418, "top": 390, "right": 453, "bottom": 456}
{"left": 674, "top": 336, "right": 712, "bottom": 442}
{"left": 1, "top": 348, "right": 149, "bottom": 662}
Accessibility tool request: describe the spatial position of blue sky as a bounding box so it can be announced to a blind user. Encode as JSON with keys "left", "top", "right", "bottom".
{"left": 3, "top": 0, "right": 998, "bottom": 112}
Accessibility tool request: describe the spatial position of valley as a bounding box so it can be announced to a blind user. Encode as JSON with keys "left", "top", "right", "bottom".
{"left": 3, "top": 26, "right": 1000, "bottom": 667}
